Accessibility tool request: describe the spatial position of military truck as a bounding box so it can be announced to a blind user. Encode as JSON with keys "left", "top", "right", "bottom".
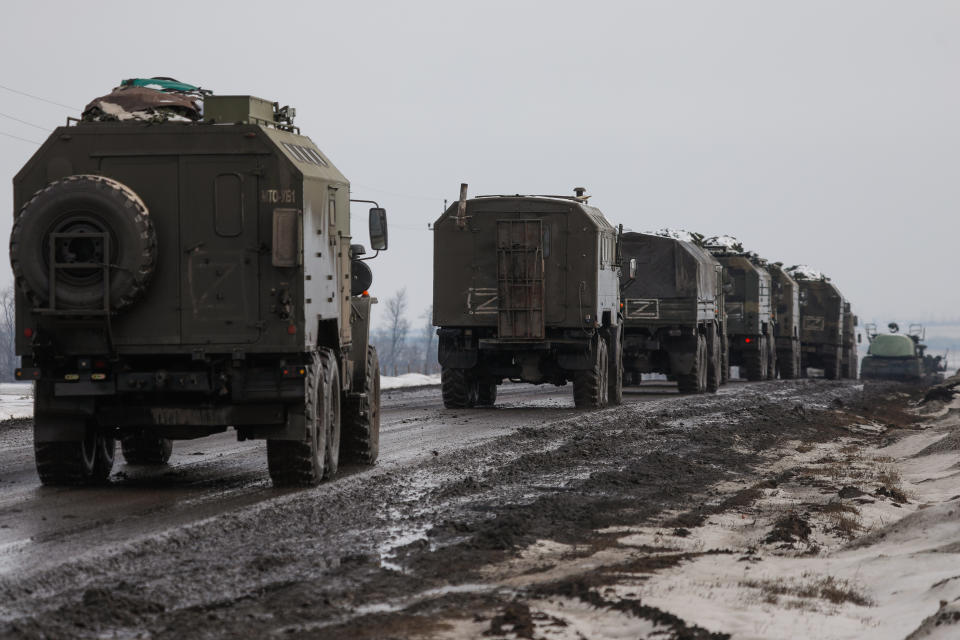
{"left": 704, "top": 238, "right": 775, "bottom": 381}
{"left": 787, "top": 267, "right": 845, "bottom": 379}
{"left": 861, "top": 323, "right": 944, "bottom": 382}
{"left": 841, "top": 302, "right": 859, "bottom": 379}
{"left": 10, "top": 87, "right": 387, "bottom": 487}
{"left": 767, "top": 263, "right": 801, "bottom": 379}
{"left": 433, "top": 186, "right": 623, "bottom": 409}
{"left": 619, "top": 232, "right": 726, "bottom": 393}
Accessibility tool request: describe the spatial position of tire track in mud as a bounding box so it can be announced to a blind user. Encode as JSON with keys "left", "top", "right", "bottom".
{"left": 0, "top": 380, "right": 875, "bottom": 639}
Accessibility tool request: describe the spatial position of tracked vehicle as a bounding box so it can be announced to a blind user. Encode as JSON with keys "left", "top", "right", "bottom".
{"left": 861, "top": 323, "right": 943, "bottom": 382}
{"left": 11, "top": 86, "right": 388, "bottom": 486}
{"left": 705, "top": 238, "right": 775, "bottom": 381}
{"left": 619, "top": 232, "right": 726, "bottom": 393}
{"left": 433, "top": 186, "right": 623, "bottom": 409}
{"left": 767, "top": 263, "right": 801, "bottom": 379}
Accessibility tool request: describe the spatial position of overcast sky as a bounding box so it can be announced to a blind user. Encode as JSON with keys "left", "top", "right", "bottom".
{"left": 1, "top": 1, "right": 958, "bottom": 329}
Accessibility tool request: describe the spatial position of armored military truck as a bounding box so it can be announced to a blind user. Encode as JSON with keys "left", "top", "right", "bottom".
{"left": 767, "top": 263, "right": 801, "bottom": 379}
{"left": 787, "top": 267, "right": 844, "bottom": 379}
{"left": 705, "top": 238, "right": 775, "bottom": 381}
{"left": 861, "top": 323, "right": 943, "bottom": 382}
{"left": 433, "top": 186, "right": 623, "bottom": 409}
{"left": 619, "top": 232, "right": 726, "bottom": 393}
{"left": 841, "top": 302, "right": 859, "bottom": 379}
{"left": 11, "top": 88, "right": 387, "bottom": 487}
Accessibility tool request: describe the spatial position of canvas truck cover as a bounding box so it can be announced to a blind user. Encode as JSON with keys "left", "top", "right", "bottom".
{"left": 797, "top": 279, "right": 844, "bottom": 346}
{"left": 712, "top": 254, "right": 771, "bottom": 335}
{"left": 620, "top": 232, "right": 719, "bottom": 324}
{"left": 432, "top": 195, "right": 619, "bottom": 332}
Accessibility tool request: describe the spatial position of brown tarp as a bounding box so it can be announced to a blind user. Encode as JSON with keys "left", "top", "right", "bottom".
{"left": 82, "top": 86, "right": 201, "bottom": 122}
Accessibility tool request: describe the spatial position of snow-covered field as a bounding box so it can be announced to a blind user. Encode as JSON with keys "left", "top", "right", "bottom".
{"left": 380, "top": 372, "right": 440, "bottom": 389}
{"left": 0, "top": 383, "right": 32, "bottom": 421}
{"left": 0, "top": 374, "right": 441, "bottom": 422}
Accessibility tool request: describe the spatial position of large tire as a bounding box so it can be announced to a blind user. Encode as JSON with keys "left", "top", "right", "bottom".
{"left": 10, "top": 175, "right": 156, "bottom": 311}
{"left": 844, "top": 347, "right": 858, "bottom": 379}
{"left": 476, "top": 382, "right": 497, "bottom": 407}
{"left": 720, "top": 330, "right": 730, "bottom": 384}
{"left": 574, "top": 337, "right": 608, "bottom": 409}
{"left": 120, "top": 433, "right": 173, "bottom": 465}
{"left": 744, "top": 336, "right": 766, "bottom": 382}
{"left": 441, "top": 367, "right": 477, "bottom": 409}
{"left": 267, "top": 351, "right": 327, "bottom": 487}
{"left": 607, "top": 326, "right": 623, "bottom": 406}
{"left": 706, "top": 325, "right": 721, "bottom": 392}
{"left": 824, "top": 346, "right": 841, "bottom": 380}
{"left": 341, "top": 346, "right": 380, "bottom": 465}
{"left": 677, "top": 334, "right": 708, "bottom": 394}
{"left": 766, "top": 333, "right": 777, "bottom": 380}
{"left": 319, "top": 349, "right": 341, "bottom": 480}
{"left": 35, "top": 420, "right": 115, "bottom": 486}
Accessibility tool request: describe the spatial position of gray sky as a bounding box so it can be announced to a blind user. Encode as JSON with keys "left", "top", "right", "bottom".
{"left": 1, "top": 1, "right": 958, "bottom": 329}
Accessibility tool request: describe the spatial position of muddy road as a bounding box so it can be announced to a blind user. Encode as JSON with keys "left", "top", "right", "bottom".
{"left": 0, "top": 379, "right": 885, "bottom": 638}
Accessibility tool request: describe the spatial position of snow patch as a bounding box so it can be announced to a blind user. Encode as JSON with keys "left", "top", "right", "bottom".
{"left": 787, "top": 264, "right": 828, "bottom": 281}
{"left": 0, "top": 383, "right": 32, "bottom": 421}
{"left": 380, "top": 373, "right": 440, "bottom": 389}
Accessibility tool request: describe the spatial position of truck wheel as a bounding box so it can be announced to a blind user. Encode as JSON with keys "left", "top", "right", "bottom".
{"left": 824, "top": 347, "right": 841, "bottom": 380}
{"left": 267, "top": 351, "right": 327, "bottom": 486}
{"left": 607, "top": 327, "right": 623, "bottom": 406}
{"left": 574, "top": 337, "right": 608, "bottom": 409}
{"left": 846, "top": 348, "right": 858, "bottom": 379}
{"left": 678, "top": 335, "right": 707, "bottom": 394}
{"left": 476, "top": 382, "right": 497, "bottom": 407}
{"left": 120, "top": 433, "right": 173, "bottom": 465}
{"left": 441, "top": 368, "right": 477, "bottom": 409}
{"left": 11, "top": 175, "right": 156, "bottom": 311}
{"left": 720, "top": 331, "right": 730, "bottom": 384}
{"left": 766, "top": 335, "right": 777, "bottom": 380}
{"left": 319, "top": 349, "right": 341, "bottom": 480}
{"left": 35, "top": 420, "right": 115, "bottom": 486}
{"left": 778, "top": 347, "right": 796, "bottom": 380}
{"left": 706, "top": 326, "right": 721, "bottom": 392}
{"left": 341, "top": 346, "right": 380, "bottom": 465}
{"left": 744, "top": 337, "right": 765, "bottom": 381}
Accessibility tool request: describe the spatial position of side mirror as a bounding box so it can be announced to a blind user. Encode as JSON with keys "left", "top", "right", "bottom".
{"left": 628, "top": 258, "right": 637, "bottom": 279}
{"left": 369, "top": 207, "right": 388, "bottom": 251}
{"left": 857, "top": 333, "right": 862, "bottom": 344}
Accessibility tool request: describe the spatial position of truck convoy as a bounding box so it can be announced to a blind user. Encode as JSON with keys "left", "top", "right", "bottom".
{"left": 619, "top": 232, "right": 726, "bottom": 393}
{"left": 11, "top": 81, "right": 387, "bottom": 486}
{"left": 7, "top": 81, "right": 870, "bottom": 489}
{"left": 704, "top": 238, "right": 776, "bottom": 381}
{"left": 432, "top": 186, "right": 623, "bottom": 409}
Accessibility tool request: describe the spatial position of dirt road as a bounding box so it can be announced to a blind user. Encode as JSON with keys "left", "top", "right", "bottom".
{"left": 0, "top": 379, "right": 930, "bottom": 639}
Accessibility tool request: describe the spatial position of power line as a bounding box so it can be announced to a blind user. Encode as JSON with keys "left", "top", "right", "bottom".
{"left": 351, "top": 182, "right": 443, "bottom": 202}
{"left": 0, "top": 130, "right": 41, "bottom": 145}
{"left": 0, "top": 111, "right": 49, "bottom": 131}
{"left": 0, "top": 83, "right": 77, "bottom": 111}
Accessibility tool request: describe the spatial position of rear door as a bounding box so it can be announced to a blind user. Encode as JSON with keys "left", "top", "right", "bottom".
{"left": 180, "top": 157, "right": 261, "bottom": 345}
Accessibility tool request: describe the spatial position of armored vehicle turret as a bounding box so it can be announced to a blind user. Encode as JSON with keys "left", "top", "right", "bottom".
{"left": 11, "top": 82, "right": 388, "bottom": 486}
{"left": 861, "top": 323, "right": 943, "bottom": 382}
{"left": 767, "top": 263, "right": 801, "bottom": 379}
{"left": 433, "top": 186, "right": 623, "bottom": 409}
{"left": 619, "top": 232, "right": 726, "bottom": 393}
{"left": 705, "top": 237, "right": 775, "bottom": 381}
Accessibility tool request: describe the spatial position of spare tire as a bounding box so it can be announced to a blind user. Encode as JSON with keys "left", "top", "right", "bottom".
{"left": 10, "top": 175, "right": 157, "bottom": 311}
